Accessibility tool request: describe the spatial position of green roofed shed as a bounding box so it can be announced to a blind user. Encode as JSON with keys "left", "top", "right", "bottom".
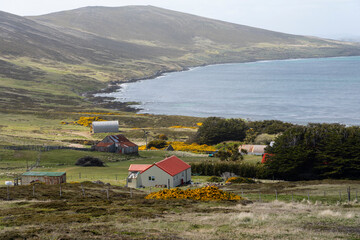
{"left": 21, "top": 172, "right": 66, "bottom": 185}
{"left": 22, "top": 172, "right": 66, "bottom": 177}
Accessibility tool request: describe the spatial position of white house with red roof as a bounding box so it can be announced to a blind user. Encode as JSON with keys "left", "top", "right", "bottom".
{"left": 127, "top": 156, "right": 191, "bottom": 188}
{"left": 94, "top": 134, "right": 138, "bottom": 154}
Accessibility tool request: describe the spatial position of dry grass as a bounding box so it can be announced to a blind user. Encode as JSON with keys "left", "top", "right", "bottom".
{"left": 0, "top": 182, "right": 359, "bottom": 239}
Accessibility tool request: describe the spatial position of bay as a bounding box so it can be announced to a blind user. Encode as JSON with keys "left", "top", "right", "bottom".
{"left": 99, "top": 56, "right": 360, "bottom": 125}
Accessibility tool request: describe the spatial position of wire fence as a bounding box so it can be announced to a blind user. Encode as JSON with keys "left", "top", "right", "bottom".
{"left": 1, "top": 145, "right": 92, "bottom": 152}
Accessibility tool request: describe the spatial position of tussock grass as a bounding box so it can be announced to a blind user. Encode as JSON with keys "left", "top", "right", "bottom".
{"left": 0, "top": 181, "right": 359, "bottom": 239}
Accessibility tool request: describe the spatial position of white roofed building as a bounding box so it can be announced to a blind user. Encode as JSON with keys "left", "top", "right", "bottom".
{"left": 92, "top": 121, "right": 119, "bottom": 133}
{"left": 239, "top": 145, "right": 266, "bottom": 155}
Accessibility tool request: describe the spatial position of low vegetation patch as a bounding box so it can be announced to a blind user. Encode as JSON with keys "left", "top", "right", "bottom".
{"left": 75, "top": 156, "right": 104, "bottom": 167}
{"left": 139, "top": 141, "right": 216, "bottom": 153}
{"left": 61, "top": 116, "right": 105, "bottom": 127}
{"left": 191, "top": 162, "right": 265, "bottom": 178}
{"left": 207, "top": 176, "right": 224, "bottom": 182}
{"left": 225, "top": 177, "right": 256, "bottom": 184}
{"left": 145, "top": 186, "right": 242, "bottom": 201}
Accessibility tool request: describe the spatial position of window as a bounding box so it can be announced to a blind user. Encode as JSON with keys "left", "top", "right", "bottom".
{"left": 149, "top": 176, "right": 155, "bottom": 181}
{"left": 182, "top": 172, "right": 184, "bottom": 177}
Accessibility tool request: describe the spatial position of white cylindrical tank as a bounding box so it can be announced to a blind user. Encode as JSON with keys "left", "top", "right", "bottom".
{"left": 5, "top": 181, "right": 13, "bottom": 186}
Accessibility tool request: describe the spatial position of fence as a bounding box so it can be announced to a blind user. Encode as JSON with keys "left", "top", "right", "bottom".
{"left": 1, "top": 145, "right": 92, "bottom": 152}
{"left": 229, "top": 187, "right": 359, "bottom": 204}
{"left": 1, "top": 183, "right": 138, "bottom": 201}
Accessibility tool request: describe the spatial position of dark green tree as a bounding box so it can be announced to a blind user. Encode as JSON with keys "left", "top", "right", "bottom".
{"left": 216, "top": 143, "right": 243, "bottom": 161}
{"left": 265, "top": 123, "right": 360, "bottom": 180}
{"left": 194, "top": 117, "right": 247, "bottom": 145}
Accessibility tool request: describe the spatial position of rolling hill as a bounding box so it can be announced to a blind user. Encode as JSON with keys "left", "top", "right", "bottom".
{"left": 1, "top": 5, "right": 360, "bottom": 111}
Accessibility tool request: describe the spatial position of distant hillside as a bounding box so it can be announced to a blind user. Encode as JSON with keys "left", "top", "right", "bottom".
{"left": 1, "top": 6, "right": 360, "bottom": 111}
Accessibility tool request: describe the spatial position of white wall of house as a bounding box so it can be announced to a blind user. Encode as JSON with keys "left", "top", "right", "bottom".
{"left": 140, "top": 165, "right": 173, "bottom": 187}
{"left": 172, "top": 168, "right": 191, "bottom": 187}
{"left": 127, "top": 172, "right": 141, "bottom": 188}
{"left": 127, "top": 166, "right": 192, "bottom": 188}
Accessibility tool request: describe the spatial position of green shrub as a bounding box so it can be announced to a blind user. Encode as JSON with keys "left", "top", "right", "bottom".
{"left": 75, "top": 156, "right": 104, "bottom": 167}
{"left": 147, "top": 140, "right": 167, "bottom": 149}
{"left": 193, "top": 117, "right": 247, "bottom": 145}
{"left": 225, "top": 177, "right": 255, "bottom": 184}
{"left": 158, "top": 134, "right": 168, "bottom": 140}
{"left": 190, "top": 162, "right": 266, "bottom": 179}
{"left": 207, "top": 176, "right": 223, "bottom": 182}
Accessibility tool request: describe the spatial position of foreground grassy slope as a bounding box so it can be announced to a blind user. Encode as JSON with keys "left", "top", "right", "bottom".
{"left": 0, "top": 181, "right": 359, "bottom": 239}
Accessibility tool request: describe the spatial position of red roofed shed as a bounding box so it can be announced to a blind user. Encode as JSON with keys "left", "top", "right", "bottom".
{"left": 95, "top": 134, "right": 138, "bottom": 154}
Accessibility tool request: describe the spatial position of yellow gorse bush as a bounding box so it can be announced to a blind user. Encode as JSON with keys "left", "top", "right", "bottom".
{"left": 61, "top": 116, "right": 105, "bottom": 127}
{"left": 225, "top": 177, "right": 256, "bottom": 184}
{"left": 168, "top": 141, "right": 215, "bottom": 153}
{"left": 75, "top": 112, "right": 122, "bottom": 116}
{"left": 145, "top": 186, "right": 242, "bottom": 201}
{"left": 138, "top": 145, "right": 147, "bottom": 150}
{"left": 170, "top": 125, "right": 197, "bottom": 129}
{"left": 76, "top": 116, "right": 105, "bottom": 127}
{"left": 138, "top": 141, "right": 215, "bottom": 153}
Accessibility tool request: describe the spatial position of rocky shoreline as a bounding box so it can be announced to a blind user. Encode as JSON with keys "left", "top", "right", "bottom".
{"left": 83, "top": 66, "right": 193, "bottom": 112}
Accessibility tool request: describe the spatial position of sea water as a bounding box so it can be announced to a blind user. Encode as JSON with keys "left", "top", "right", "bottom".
{"left": 99, "top": 56, "right": 360, "bottom": 125}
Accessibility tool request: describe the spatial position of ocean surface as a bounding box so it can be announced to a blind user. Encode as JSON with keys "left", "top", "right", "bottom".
{"left": 98, "top": 56, "right": 360, "bottom": 125}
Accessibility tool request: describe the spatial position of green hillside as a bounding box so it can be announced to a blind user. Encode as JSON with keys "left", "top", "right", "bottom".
{"left": 1, "top": 6, "right": 360, "bottom": 111}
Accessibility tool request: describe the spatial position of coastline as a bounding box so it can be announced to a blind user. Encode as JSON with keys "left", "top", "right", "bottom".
{"left": 86, "top": 55, "right": 360, "bottom": 114}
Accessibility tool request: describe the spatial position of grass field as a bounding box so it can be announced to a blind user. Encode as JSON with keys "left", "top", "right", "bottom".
{"left": 0, "top": 110, "right": 203, "bottom": 147}
{"left": 0, "top": 181, "right": 359, "bottom": 239}
{"left": 1, "top": 148, "right": 360, "bottom": 239}
{"left": 0, "top": 149, "right": 249, "bottom": 184}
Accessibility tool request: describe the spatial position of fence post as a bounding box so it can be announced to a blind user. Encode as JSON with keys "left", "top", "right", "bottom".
{"left": 307, "top": 193, "right": 310, "bottom": 202}
{"left": 259, "top": 191, "right": 261, "bottom": 202}
{"left": 347, "top": 187, "right": 351, "bottom": 202}
{"left": 81, "top": 184, "right": 85, "bottom": 197}
{"left": 339, "top": 191, "right": 342, "bottom": 201}
{"left": 106, "top": 188, "right": 109, "bottom": 200}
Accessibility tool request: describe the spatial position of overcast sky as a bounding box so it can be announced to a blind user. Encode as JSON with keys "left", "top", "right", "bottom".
{"left": 1, "top": 0, "right": 359, "bottom": 39}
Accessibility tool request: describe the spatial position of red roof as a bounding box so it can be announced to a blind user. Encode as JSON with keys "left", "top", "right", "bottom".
{"left": 262, "top": 153, "right": 274, "bottom": 164}
{"left": 96, "top": 142, "right": 114, "bottom": 147}
{"left": 107, "top": 135, "right": 138, "bottom": 147}
{"left": 152, "top": 155, "right": 191, "bottom": 176}
{"left": 128, "top": 164, "right": 152, "bottom": 172}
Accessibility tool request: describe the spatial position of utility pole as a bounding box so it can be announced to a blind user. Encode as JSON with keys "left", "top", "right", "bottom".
{"left": 142, "top": 129, "right": 149, "bottom": 149}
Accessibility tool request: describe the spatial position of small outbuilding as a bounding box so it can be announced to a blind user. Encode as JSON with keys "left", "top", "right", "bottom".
{"left": 21, "top": 172, "right": 66, "bottom": 185}
{"left": 127, "top": 155, "right": 191, "bottom": 188}
{"left": 91, "top": 121, "right": 119, "bottom": 133}
{"left": 165, "top": 144, "right": 174, "bottom": 151}
{"left": 95, "top": 134, "right": 138, "bottom": 154}
{"left": 239, "top": 145, "right": 266, "bottom": 155}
